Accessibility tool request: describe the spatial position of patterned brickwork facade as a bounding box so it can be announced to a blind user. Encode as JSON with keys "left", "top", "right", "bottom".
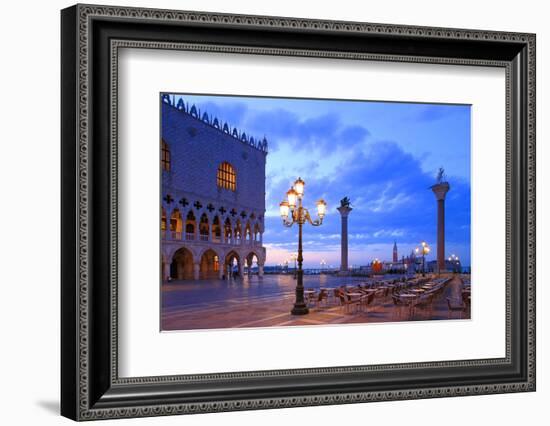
{"left": 160, "top": 98, "right": 267, "bottom": 280}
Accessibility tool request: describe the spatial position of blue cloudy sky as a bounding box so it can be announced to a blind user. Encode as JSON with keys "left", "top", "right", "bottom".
{"left": 170, "top": 94, "right": 471, "bottom": 268}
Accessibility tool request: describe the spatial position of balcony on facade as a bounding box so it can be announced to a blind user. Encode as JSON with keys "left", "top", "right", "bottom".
{"left": 161, "top": 228, "right": 263, "bottom": 247}
{"left": 161, "top": 206, "right": 264, "bottom": 247}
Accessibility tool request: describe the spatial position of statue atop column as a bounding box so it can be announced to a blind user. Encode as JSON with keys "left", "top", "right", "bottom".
{"left": 435, "top": 167, "right": 446, "bottom": 184}
{"left": 337, "top": 197, "right": 353, "bottom": 276}
{"left": 339, "top": 197, "right": 351, "bottom": 208}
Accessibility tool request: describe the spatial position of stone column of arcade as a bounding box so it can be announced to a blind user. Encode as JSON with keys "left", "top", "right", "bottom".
{"left": 163, "top": 261, "right": 170, "bottom": 281}
{"left": 238, "top": 260, "right": 244, "bottom": 278}
{"left": 193, "top": 262, "right": 200, "bottom": 280}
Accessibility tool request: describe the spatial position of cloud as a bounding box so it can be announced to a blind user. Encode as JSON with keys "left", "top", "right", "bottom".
{"left": 243, "top": 109, "right": 371, "bottom": 153}
{"left": 414, "top": 104, "right": 464, "bottom": 122}
{"left": 168, "top": 94, "right": 471, "bottom": 266}
{"left": 369, "top": 186, "right": 412, "bottom": 213}
{"left": 264, "top": 139, "right": 471, "bottom": 266}
{"left": 373, "top": 229, "right": 405, "bottom": 238}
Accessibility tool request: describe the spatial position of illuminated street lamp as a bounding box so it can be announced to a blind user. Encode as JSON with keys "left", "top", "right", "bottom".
{"left": 279, "top": 177, "right": 327, "bottom": 315}
{"left": 448, "top": 254, "right": 460, "bottom": 273}
{"left": 415, "top": 241, "right": 430, "bottom": 277}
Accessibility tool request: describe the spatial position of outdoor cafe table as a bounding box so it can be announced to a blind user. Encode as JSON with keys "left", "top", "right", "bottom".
{"left": 398, "top": 294, "right": 417, "bottom": 315}
{"left": 346, "top": 292, "right": 363, "bottom": 304}
{"left": 304, "top": 289, "right": 316, "bottom": 303}
{"left": 320, "top": 287, "right": 336, "bottom": 299}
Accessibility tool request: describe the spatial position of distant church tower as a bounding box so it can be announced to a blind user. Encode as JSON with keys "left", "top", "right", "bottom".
{"left": 393, "top": 241, "right": 398, "bottom": 263}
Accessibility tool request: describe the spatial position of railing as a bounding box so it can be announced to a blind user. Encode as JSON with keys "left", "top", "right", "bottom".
{"left": 162, "top": 232, "right": 263, "bottom": 246}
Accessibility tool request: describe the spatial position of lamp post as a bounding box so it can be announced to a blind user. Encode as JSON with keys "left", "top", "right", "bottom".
{"left": 290, "top": 253, "right": 298, "bottom": 279}
{"left": 448, "top": 254, "right": 460, "bottom": 273}
{"left": 280, "top": 177, "right": 327, "bottom": 315}
{"left": 415, "top": 242, "right": 430, "bottom": 277}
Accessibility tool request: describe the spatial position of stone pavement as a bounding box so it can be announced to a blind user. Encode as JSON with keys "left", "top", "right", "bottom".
{"left": 161, "top": 274, "right": 469, "bottom": 331}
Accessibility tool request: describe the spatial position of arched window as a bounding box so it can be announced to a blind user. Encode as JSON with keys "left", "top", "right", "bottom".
{"left": 199, "top": 213, "right": 209, "bottom": 241}
{"left": 224, "top": 218, "right": 233, "bottom": 244}
{"left": 161, "top": 139, "right": 171, "bottom": 171}
{"left": 169, "top": 209, "right": 183, "bottom": 240}
{"left": 217, "top": 162, "right": 236, "bottom": 191}
{"left": 161, "top": 207, "right": 167, "bottom": 231}
{"left": 185, "top": 211, "right": 196, "bottom": 240}
{"left": 212, "top": 216, "right": 221, "bottom": 242}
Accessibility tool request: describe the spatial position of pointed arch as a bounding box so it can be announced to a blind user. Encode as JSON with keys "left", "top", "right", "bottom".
{"left": 185, "top": 211, "right": 196, "bottom": 240}
{"left": 170, "top": 247, "right": 194, "bottom": 280}
{"left": 199, "top": 249, "right": 219, "bottom": 280}
{"left": 244, "top": 221, "right": 252, "bottom": 243}
{"left": 253, "top": 222, "right": 261, "bottom": 243}
{"left": 235, "top": 219, "right": 242, "bottom": 244}
{"left": 224, "top": 217, "right": 233, "bottom": 244}
{"left": 169, "top": 209, "right": 183, "bottom": 239}
{"left": 161, "top": 207, "right": 167, "bottom": 238}
{"left": 224, "top": 251, "right": 241, "bottom": 279}
{"left": 245, "top": 251, "right": 260, "bottom": 275}
{"left": 211, "top": 215, "right": 221, "bottom": 243}
{"left": 199, "top": 213, "right": 209, "bottom": 241}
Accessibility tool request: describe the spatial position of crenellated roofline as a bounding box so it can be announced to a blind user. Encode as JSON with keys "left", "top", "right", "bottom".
{"left": 162, "top": 94, "right": 268, "bottom": 153}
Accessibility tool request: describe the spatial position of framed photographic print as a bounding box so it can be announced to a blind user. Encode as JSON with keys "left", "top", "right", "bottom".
{"left": 61, "top": 4, "right": 536, "bottom": 421}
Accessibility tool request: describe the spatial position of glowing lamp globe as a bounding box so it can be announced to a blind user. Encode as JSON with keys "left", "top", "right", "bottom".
{"left": 279, "top": 201, "right": 290, "bottom": 219}
{"left": 294, "top": 177, "right": 305, "bottom": 197}
{"left": 286, "top": 188, "right": 298, "bottom": 209}
{"left": 316, "top": 199, "right": 327, "bottom": 218}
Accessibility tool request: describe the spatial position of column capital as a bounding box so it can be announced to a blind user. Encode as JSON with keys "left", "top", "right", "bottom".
{"left": 431, "top": 182, "right": 450, "bottom": 201}
{"left": 337, "top": 206, "right": 353, "bottom": 217}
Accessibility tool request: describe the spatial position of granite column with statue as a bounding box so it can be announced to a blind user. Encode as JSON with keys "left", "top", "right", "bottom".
{"left": 337, "top": 198, "right": 353, "bottom": 275}
{"left": 431, "top": 168, "right": 451, "bottom": 273}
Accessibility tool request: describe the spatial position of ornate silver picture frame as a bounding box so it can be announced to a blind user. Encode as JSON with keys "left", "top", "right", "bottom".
{"left": 61, "top": 4, "right": 535, "bottom": 421}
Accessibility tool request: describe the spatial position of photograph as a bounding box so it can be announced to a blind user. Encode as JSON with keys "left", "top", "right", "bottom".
{"left": 160, "top": 93, "right": 472, "bottom": 331}
{"left": 56, "top": 2, "right": 536, "bottom": 421}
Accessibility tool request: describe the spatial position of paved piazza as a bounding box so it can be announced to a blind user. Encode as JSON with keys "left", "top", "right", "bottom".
{"left": 161, "top": 274, "right": 468, "bottom": 331}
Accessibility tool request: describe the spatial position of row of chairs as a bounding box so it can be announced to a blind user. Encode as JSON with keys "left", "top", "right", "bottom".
{"left": 391, "top": 277, "right": 452, "bottom": 318}
{"left": 304, "top": 275, "right": 453, "bottom": 318}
